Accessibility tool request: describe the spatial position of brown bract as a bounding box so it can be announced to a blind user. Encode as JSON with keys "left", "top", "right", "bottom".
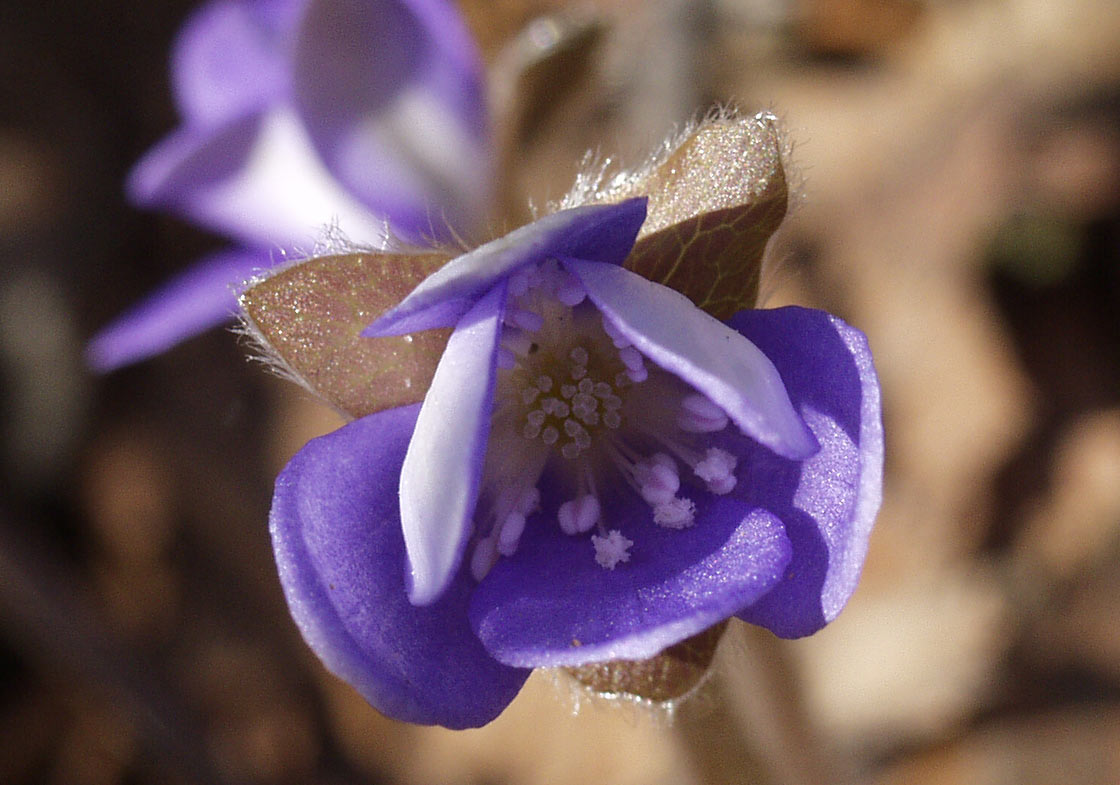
{"left": 239, "top": 113, "right": 787, "bottom": 422}
{"left": 239, "top": 252, "right": 450, "bottom": 419}
{"left": 565, "top": 621, "right": 729, "bottom": 703}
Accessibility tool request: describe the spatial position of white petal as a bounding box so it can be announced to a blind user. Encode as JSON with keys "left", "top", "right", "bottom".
{"left": 400, "top": 282, "right": 505, "bottom": 605}
{"left": 564, "top": 258, "right": 818, "bottom": 460}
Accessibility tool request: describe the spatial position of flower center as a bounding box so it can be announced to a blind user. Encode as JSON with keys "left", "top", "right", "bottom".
{"left": 470, "top": 261, "right": 739, "bottom": 579}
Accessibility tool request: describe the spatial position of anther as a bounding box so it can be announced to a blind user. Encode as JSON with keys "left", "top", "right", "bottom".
{"left": 694, "top": 447, "right": 738, "bottom": 495}
{"left": 556, "top": 275, "right": 586, "bottom": 307}
{"left": 558, "top": 494, "right": 600, "bottom": 535}
{"left": 497, "top": 512, "right": 526, "bottom": 556}
{"left": 506, "top": 308, "right": 543, "bottom": 333}
{"left": 653, "top": 497, "right": 697, "bottom": 529}
{"left": 636, "top": 453, "right": 680, "bottom": 506}
{"left": 497, "top": 348, "right": 516, "bottom": 369}
{"left": 470, "top": 536, "right": 498, "bottom": 581}
{"left": 592, "top": 530, "right": 634, "bottom": 569}
{"left": 678, "top": 394, "right": 730, "bottom": 433}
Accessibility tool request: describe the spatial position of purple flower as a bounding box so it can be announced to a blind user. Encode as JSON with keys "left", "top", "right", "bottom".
{"left": 264, "top": 182, "right": 883, "bottom": 727}
{"left": 88, "top": 0, "right": 489, "bottom": 371}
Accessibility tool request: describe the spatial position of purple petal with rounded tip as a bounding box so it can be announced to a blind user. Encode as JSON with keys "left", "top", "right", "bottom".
{"left": 128, "top": 109, "right": 389, "bottom": 251}
{"left": 293, "top": 0, "right": 490, "bottom": 241}
{"left": 727, "top": 307, "right": 883, "bottom": 638}
{"left": 171, "top": 0, "right": 300, "bottom": 127}
{"left": 566, "top": 259, "right": 819, "bottom": 461}
{"left": 400, "top": 282, "right": 505, "bottom": 606}
{"left": 364, "top": 199, "right": 647, "bottom": 337}
{"left": 470, "top": 493, "right": 791, "bottom": 668}
{"left": 271, "top": 404, "right": 529, "bottom": 728}
{"left": 86, "top": 247, "right": 272, "bottom": 372}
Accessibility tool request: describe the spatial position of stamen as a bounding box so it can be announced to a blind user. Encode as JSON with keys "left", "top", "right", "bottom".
{"left": 497, "top": 347, "right": 516, "bottom": 369}
{"left": 506, "top": 308, "right": 544, "bottom": 333}
{"left": 497, "top": 512, "right": 526, "bottom": 556}
{"left": 558, "top": 494, "right": 600, "bottom": 535}
{"left": 592, "top": 530, "right": 633, "bottom": 569}
{"left": 470, "top": 535, "right": 498, "bottom": 581}
{"left": 635, "top": 453, "right": 680, "bottom": 505}
{"left": 556, "top": 273, "right": 586, "bottom": 306}
{"left": 678, "top": 394, "right": 729, "bottom": 433}
{"left": 694, "top": 447, "right": 738, "bottom": 494}
{"left": 653, "top": 497, "right": 697, "bottom": 529}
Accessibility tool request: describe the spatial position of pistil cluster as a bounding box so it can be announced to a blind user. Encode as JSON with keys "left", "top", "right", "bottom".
{"left": 470, "top": 261, "right": 741, "bottom": 578}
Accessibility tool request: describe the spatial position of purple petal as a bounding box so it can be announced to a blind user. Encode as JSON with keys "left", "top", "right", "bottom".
{"left": 565, "top": 259, "right": 819, "bottom": 461}
{"left": 364, "top": 199, "right": 647, "bottom": 337}
{"left": 86, "top": 247, "right": 272, "bottom": 372}
{"left": 400, "top": 282, "right": 505, "bottom": 606}
{"left": 171, "top": 0, "right": 301, "bottom": 127}
{"left": 293, "top": 0, "right": 490, "bottom": 241}
{"left": 728, "top": 307, "right": 883, "bottom": 638}
{"left": 271, "top": 404, "right": 529, "bottom": 728}
{"left": 127, "top": 109, "right": 388, "bottom": 250}
{"left": 470, "top": 493, "right": 792, "bottom": 667}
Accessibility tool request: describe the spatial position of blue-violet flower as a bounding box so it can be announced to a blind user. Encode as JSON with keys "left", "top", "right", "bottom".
{"left": 246, "top": 113, "right": 883, "bottom": 728}
{"left": 88, "top": 0, "right": 489, "bottom": 371}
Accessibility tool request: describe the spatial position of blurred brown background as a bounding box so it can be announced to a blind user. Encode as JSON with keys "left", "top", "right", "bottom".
{"left": 1, "top": 0, "right": 1118, "bottom": 783}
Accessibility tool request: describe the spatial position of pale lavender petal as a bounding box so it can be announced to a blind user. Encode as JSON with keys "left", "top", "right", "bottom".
{"left": 400, "top": 282, "right": 505, "bottom": 606}
{"left": 171, "top": 0, "right": 300, "bottom": 127}
{"left": 364, "top": 199, "right": 647, "bottom": 337}
{"left": 470, "top": 491, "right": 792, "bottom": 667}
{"left": 728, "top": 307, "right": 883, "bottom": 637}
{"left": 271, "top": 404, "right": 529, "bottom": 728}
{"left": 293, "top": 0, "right": 490, "bottom": 241}
{"left": 565, "top": 259, "right": 819, "bottom": 461}
{"left": 127, "top": 109, "right": 389, "bottom": 251}
{"left": 86, "top": 247, "right": 272, "bottom": 371}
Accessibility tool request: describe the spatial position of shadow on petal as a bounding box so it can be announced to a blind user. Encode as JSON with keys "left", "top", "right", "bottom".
{"left": 470, "top": 488, "right": 792, "bottom": 668}
{"left": 271, "top": 405, "right": 529, "bottom": 728}
{"left": 729, "top": 306, "right": 883, "bottom": 638}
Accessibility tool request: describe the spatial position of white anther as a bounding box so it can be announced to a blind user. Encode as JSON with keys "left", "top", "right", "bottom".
{"left": 506, "top": 308, "right": 544, "bottom": 333}
{"left": 601, "top": 315, "right": 631, "bottom": 348}
{"left": 577, "top": 377, "right": 594, "bottom": 395}
{"left": 618, "top": 346, "right": 644, "bottom": 371}
{"left": 536, "top": 375, "right": 553, "bottom": 392}
{"left": 556, "top": 275, "right": 587, "bottom": 306}
{"left": 542, "top": 426, "right": 559, "bottom": 445}
{"left": 470, "top": 536, "right": 499, "bottom": 581}
{"left": 521, "top": 386, "right": 541, "bottom": 405}
{"left": 636, "top": 454, "right": 680, "bottom": 506}
{"left": 527, "top": 410, "right": 547, "bottom": 427}
{"left": 694, "top": 447, "right": 738, "bottom": 495}
{"left": 502, "top": 330, "right": 533, "bottom": 356}
{"left": 653, "top": 497, "right": 697, "bottom": 529}
{"left": 497, "top": 348, "right": 517, "bottom": 369}
{"left": 626, "top": 365, "right": 648, "bottom": 383}
{"left": 592, "top": 530, "right": 633, "bottom": 569}
{"left": 570, "top": 365, "right": 587, "bottom": 380}
{"left": 558, "top": 494, "right": 600, "bottom": 535}
{"left": 569, "top": 346, "right": 589, "bottom": 365}
{"left": 678, "top": 394, "right": 729, "bottom": 433}
{"left": 603, "top": 410, "right": 622, "bottom": 429}
{"left": 560, "top": 384, "right": 577, "bottom": 399}
{"left": 497, "top": 512, "right": 526, "bottom": 556}
{"left": 522, "top": 422, "right": 541, "bottom": 439}
{"left": 593, "top": 382, "right": 613, "bottom": 398}
{"left": 516, "top": 487, "right": 540, "bottom": 515}
{"left": 563, "top": 419, "right": 585, "bottom": 438}
{"left": 580, "top": 410, "right": 600, "bottom": 427}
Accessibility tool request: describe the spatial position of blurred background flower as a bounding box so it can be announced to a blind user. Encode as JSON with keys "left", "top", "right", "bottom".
{"left": 1, "top": 0, "right": 1119, "bottom": 783}
{"left": 87, "top": 0, "right": 491, "bottom": 371}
